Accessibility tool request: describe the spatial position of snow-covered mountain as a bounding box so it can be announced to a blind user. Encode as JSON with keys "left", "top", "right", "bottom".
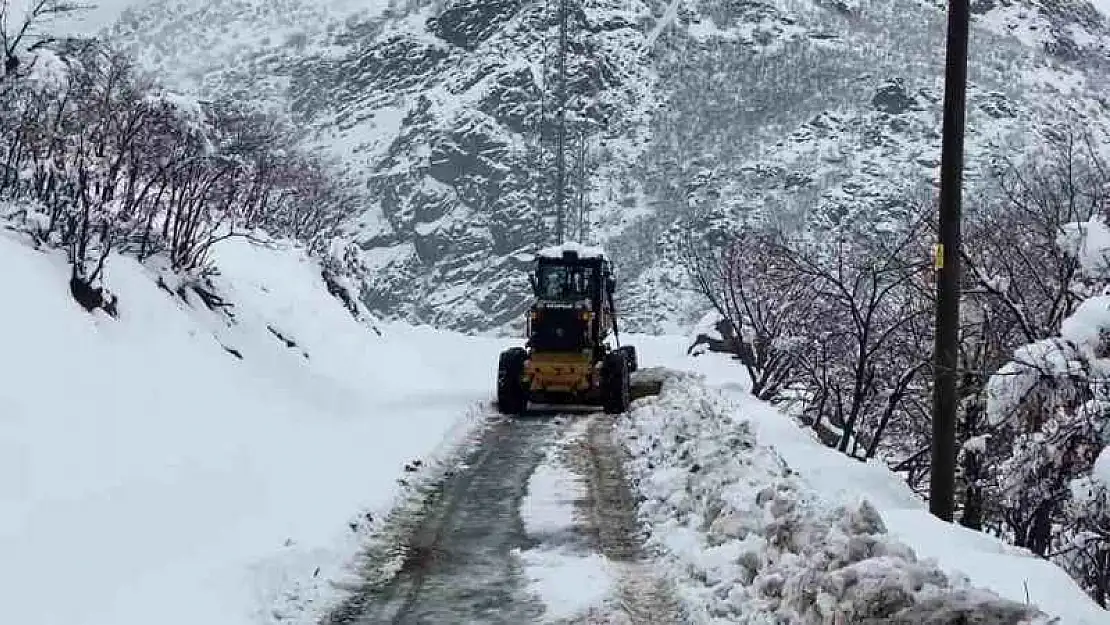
{"left": 98, "top": 0, "right": 1110, "bottom": 332}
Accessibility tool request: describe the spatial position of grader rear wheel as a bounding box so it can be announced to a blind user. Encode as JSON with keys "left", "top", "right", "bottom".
{"left": 619, "top": 345, "right": 638, "bottom": 373}
{"left": 497, "top": 348, "right": 529, "bottom": 415}
{"left": 602, "top": 350, "right": 631, "bottom": 414}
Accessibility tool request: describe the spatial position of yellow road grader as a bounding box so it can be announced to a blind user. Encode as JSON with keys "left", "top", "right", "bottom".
{"left": 496, "top": 244, "right": 637, "bottom": 415}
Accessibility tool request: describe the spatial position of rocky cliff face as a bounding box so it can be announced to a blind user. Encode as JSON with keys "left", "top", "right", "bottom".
{"left": 299, "top": 0, "right": 658, "bottom": 330}
{"left": 104, "top": 0, "right": 1110, "bottom": 333}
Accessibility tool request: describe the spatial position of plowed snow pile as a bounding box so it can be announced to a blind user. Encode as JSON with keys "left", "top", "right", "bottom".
{"left": 617, "top": 369, "right": 1087, "bottom": 624}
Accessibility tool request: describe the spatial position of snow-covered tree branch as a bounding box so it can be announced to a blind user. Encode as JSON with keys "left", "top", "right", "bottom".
{"left": 0, "top": 36, "right": 359, "bottom": 313}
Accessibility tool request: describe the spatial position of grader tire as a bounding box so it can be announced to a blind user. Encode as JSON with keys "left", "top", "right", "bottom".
{"left": 602, "top": 350, "right": 631, "bottom": 414}
{"left": 619, "top": 345, "right": 638, "bottom": 373}
{"left": 497, "top": 347, "right": 528, "bottom": 415}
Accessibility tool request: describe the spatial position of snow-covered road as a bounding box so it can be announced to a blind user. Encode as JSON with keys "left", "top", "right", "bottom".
{"left": 326, "top": 407, "right": 682, "bottom": 624}
{"left": 333, "top": 413, "right": 553, "bottom": 623}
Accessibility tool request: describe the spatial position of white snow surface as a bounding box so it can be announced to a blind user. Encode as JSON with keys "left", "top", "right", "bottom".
{"left": 1093, "top": 1, "right": 1110, "bottom": 19}
{"left": 985, "top": 290, "right": 1110, "bottom": 426}
{"left": 1062, "top": 295, "right": 1110, "bottom": 360}
{"left": 517, "top": 420, "right": 617, "bottom": 621}
{"left": 1059, "top": 217, "right": 1110, "bottom": 279}
{"left": 0, "top": 230, "right": 509, "bottom": 625}
{"left": 519, "top": 431, "right": 583, "bottom": 540}
{"left": 985, "top": 337, "right": 1086, "bottom": 426}
{"left": 1095, "top": 447, "right": 1110, "bottom": 489}
{"left": 619, "top": 343, "right": 1109, "bottom": 625}
{"left": 518, "top": 549, "right": 613, "bottom": 621}
{"left": 55, "top": 0, "right": 383, "bottom": 36}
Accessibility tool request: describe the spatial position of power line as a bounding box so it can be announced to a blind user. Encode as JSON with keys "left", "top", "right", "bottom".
{"left": 554, "top": 0, "right": 568, "bottom": 245}
{"left": 534, "top": 0, "right": 551, "bottom": 238}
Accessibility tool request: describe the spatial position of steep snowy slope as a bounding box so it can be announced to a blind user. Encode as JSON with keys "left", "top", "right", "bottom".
{"left": 296, "top": 0, "right": 658, "bottom": 330}
{"left": 97, "top": 0, "right": 658, "bottom": 331}
{"left": 104, "top": 0, "right": 384, "bottom": 109}
{"left": 88, "top": 0, "right": 1110, "bottom": 333}
{"left": 613, "top": 0, "right": 1110, "bottom": 330}
{"left": 0, "top": 223, "right": 509, "bottom": 625}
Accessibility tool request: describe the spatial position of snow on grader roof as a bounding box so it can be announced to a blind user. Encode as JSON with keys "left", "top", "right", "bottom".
{"left": 535, "top": 242, "right": 607, "bottom": 260}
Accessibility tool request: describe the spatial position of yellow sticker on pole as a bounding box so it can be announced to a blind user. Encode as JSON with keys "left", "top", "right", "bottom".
{"left": 935, "top": 244, "right": 944, "bottom": 270}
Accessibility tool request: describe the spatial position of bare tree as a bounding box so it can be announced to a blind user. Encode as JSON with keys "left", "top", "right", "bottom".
{"left": 682, "top": 228, "right": 812, "bottom": 400}
{"left": 1, "top": 36, "right": 360, "bottom": 311}
{"left": 682, "top": 208, "right": 933, "bottom": 461}
{"left": 778, "top": 220, "right": 933, "bottom": 458}
{"left": 1, "top": 0, "right": 84, "bottom": 82}
{"left": 962, "top": 126, "right": 1106, "bottom": 346}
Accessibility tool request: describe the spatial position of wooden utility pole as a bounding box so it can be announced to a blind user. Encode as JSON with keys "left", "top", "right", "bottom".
{"left": 554, "top": 0, "right": 568, "bottom": 244}
{"left": 931, "top": 0, "right": 971, "bottom": 522}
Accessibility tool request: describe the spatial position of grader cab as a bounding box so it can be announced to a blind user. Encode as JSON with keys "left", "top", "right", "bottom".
{"left": 496, "top": 243, "right": 637, "bottom": 415}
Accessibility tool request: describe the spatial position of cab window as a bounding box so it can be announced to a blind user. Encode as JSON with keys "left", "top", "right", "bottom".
{"left": 536, "top": 264, "right": 595, "bottom": 300}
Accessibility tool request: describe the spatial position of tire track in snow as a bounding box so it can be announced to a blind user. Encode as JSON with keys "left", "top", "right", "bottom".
{"left": 324, "top": 410, "right": 680, "bottom": 625}
{"left": 567, "top": 416, "right": 685, "bottom": 625}
{"left": 327, "top": 414, "right": 559, "bottom": 625}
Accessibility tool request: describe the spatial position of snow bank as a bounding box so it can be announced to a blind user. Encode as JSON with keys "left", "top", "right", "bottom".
{"left": 24, "top": 48, "right": 68, "bottom": 90}
{"left": 1061, "top": 295, "right": 1110, "bottom": 362}
{"left": 617, "top": 367, "right": 1100, "bottom": 624}
{"left": 983, "top": 290, "right": 1110, "bottom": 426}
{"left": 984, "top": 337, "right": 1086, "bottom": 426}
{"left": 1092, "top": 1, "right": 1110, "bottom": 20}
{"left": 0, "top": 231, "right": 509, "bottom": 625}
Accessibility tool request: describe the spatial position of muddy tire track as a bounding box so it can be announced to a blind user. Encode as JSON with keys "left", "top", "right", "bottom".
{"left": 569, "top": 416, "right": 685, "bottom": 625}
{"left": 324, "top": 415, "right": 560, "bottom": 625}
{"left": 323, "top": 410, "right": 682, "bottom": 625}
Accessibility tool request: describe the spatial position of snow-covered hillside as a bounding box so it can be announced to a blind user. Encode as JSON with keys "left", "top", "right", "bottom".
{"left": 96, "top": 0, "right": 658, "bottom": 332}
{"left": 2, "top": 0, "right": 1105, "bottom": 621}
{"left": 0, "top": 227, "right": 509, "bottom": 625}
{"left": 78, "top": 0, "right": 1110, "bottom": 333}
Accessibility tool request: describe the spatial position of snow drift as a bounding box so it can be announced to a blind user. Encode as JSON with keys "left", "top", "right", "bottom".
{"left": 0, "top": 229, "right": 508, "bottom": 625}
